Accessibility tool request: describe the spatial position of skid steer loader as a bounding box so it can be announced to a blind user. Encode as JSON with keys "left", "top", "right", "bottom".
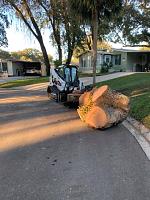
{"left": 47, "top": 65, "right": 85, "bottom": 103}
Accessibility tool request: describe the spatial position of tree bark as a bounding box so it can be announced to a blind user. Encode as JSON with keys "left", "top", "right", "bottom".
{"left": 66, "top": 47, "right": 74, "bottom": 65}
{"left": 92, "top": 8, "right": 98, "bottom": 86}
{"left": 38, "top": 35, "right": 50, "bottom": 76}
{"left": 58, "top": 44, "right": 62, "bottom": 64}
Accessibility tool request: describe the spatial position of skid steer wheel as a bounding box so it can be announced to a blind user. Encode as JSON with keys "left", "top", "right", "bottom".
{"left": 47, "top": 86, "right": 52, "bottom": 99}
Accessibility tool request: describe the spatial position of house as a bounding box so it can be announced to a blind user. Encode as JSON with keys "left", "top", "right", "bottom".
{"left": 0, "top": 59, "right": 47, "bottom": 77}
{"left": 79, "top": 48, "right": 150, "bottom": 72}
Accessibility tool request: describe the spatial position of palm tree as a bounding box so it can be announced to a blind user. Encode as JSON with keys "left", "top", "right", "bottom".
{"left": 71, "top": 0, "right": 122, "bottom": 86}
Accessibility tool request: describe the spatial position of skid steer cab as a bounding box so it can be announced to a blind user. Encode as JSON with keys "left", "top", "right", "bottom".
{"left": 47, "top": 64, "right": 84, "bottom": 102}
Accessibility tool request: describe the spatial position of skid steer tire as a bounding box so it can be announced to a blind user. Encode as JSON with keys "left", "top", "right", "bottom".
{"left": 47, "top": 86, "right": 52, "bottom": 99}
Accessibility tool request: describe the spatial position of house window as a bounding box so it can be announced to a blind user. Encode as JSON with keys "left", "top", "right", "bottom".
{"left": 104, "top": 55, "right": 111, "bottom": 64}
{"left": 0, "top": 62, "right": 7, "bottom": 72}
{"left": 115, "top": 54, "right": 121, "bottom": 65}
{"left": 2, "top": 63, "right": 8, "bottom": 71}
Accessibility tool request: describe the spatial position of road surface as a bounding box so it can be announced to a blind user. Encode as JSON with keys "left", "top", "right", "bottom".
{"left": 0, "top": 87, "right": 150, "bottom": 200}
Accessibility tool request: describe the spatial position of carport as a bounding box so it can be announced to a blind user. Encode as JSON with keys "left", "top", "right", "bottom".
{"left": 127, "top": 50, "right": 150, "bottom": 72}
{"left": 7, "top": 59, "right": 41, "bottom": 76}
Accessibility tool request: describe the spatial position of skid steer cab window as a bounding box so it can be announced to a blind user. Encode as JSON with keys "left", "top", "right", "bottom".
{"left": 64, "top": 67, "right": 71, "bottom": 82}
{"left": 71, "top": 67, "right": 77, "bottom": 82}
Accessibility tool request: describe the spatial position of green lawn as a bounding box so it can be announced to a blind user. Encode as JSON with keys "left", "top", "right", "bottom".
{"left": 96, "top": 73, "right": 150, "bottom": 129}
{"left": 0, "top": 77, "right": 49, "bottom": 88}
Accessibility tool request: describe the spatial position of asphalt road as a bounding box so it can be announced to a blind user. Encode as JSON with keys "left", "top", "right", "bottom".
{"left": 0, "top": 88, "right": 150, "bottom": 200}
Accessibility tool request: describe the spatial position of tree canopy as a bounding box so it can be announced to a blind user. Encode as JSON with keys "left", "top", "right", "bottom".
{"left": 0, "top": 48, "right": 52, "bottom": 63}
{"left": 108, "top": 0, "right": 150, "bottom": 46}
{"left": 0, "top": 49, "right": 11, "bottom": 59}
{"left": 11, "top": 48, "right": 53, "bottom": 62}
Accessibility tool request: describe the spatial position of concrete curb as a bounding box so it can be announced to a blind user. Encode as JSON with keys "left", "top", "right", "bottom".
{"left": 123, "top": 117, "right": 150, "bottom": 160}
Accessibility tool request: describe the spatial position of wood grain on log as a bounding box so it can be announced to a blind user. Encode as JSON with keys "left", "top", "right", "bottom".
{"left": 77, "top": 85, "right": 130, "bottom": 129}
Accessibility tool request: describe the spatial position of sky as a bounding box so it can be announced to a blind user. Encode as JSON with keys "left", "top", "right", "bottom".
{"left": 2, "top": 25, "right": 57, "bottom": 58}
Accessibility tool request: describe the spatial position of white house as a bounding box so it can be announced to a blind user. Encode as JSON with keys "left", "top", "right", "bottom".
{"left": 79, "top": 48, "right": 150, "bottom": 72}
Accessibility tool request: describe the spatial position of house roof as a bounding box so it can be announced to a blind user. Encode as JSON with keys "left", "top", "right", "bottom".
{"left": 78, "top": 48, "right": 150, "bottom": 57}
{"left": 7, "top": 59, "right": 41, "bottom": 63}
{"left": 78, "top": 49, "right": 112, "bottom": 57}
{"left": 112, "top": 48, "right": 150, "bottom": 53}
{"left": 0, "top": 58, "right": 41, "bottom": 63}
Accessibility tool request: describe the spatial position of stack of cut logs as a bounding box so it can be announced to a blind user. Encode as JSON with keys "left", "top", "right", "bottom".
{"left": 77, "top": 85, "right": 130, "bottom": 129}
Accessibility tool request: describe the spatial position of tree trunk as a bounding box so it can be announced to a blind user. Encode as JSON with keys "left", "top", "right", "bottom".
{"left": 92, "top": 8, "right": 98, "bottom": 86}
{"left": 38, "top": 36, "right": 50, "bottom": 76}
{"left": 58, "top": 44, "right": 62, "bottom": 65}
{"left": 66, "top": 48, "right": 73, "bottom": 65}
{"left": 77, "top": 85, "right": 130, "bottom": 129}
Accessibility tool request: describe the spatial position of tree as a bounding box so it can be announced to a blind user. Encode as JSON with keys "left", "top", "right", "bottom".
{"left": 38, "top": 0, "right": 63, "bottom": 65}
{"left": 0, "top": 49, "right": 11, "bottom": 59}
{"left": 71, "top": 0, "right": 122, "bottom": 86}
{"left": 60, "top": 0, "right": 85, "bottom": 64}
{"left": 38, "top": 0, "right": 85, "bottom": 65}
{"left": 108, "top": 0, "right": 150, "bottom": 46}
{"left": 0, "top": 7, "right": 9, "bottom": 47}
{"left": 11, "top": 48, "right": 53, "bottom": 62}
{"left": 5, "top": 0, "right": 50, "bottom": 75}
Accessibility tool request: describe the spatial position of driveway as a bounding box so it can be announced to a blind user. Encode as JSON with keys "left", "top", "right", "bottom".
{"left": 0, "top": 87, "right": 150, "bottom": 200}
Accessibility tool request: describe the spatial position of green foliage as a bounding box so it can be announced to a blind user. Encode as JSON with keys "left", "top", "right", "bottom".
{"left": 108, "top": 0, "right": 150, "bottom": 45}
{"left": 11, "top": 48, "right": 53, "bottom": 62}
{"left": 53, "top": 59, "right": 62, "bottom": 68}
{"left": 71, "top": 0, "right": 122, "bottom": 24}
{"left": 101, "top": 66, "right": 108, "bottom": 73}
{"left": 37, "top": 0, "right": 86, "bottom": 64}
{"left": 0, "top": 49, "right": 11, "bottom": 59}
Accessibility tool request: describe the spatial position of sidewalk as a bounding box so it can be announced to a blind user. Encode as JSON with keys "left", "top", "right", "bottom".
{"left": 15, "top": 72, "right": 135, "bottom": 91}
{"left": 80, "top": 72, "right": 135, "bottom": 86}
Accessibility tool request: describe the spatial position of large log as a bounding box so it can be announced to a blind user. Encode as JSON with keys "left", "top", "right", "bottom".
{"left": 85, "top": 105, "right": 128, "bottom": 129}
{"left": 77, "top": 85, "right": 130, "bottom": 129}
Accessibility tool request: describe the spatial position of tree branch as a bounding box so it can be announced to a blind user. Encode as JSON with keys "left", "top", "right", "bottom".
{"left": 7, "top": 0, "right": 38, "bottom": 39}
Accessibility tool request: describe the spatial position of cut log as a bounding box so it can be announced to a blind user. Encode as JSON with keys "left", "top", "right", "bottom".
{"left": 85, "top": 105, "right": 128, "bottom": 129}
{"left": 85, "top": 106, "right": 108, "bottom": 128}
{"left": 77, "top": 85, "right": 130, "bottom": 129}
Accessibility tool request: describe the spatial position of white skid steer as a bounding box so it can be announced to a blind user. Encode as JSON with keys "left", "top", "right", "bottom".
{"left": 47, "top": 65, "right": 85, "bottom": 103}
